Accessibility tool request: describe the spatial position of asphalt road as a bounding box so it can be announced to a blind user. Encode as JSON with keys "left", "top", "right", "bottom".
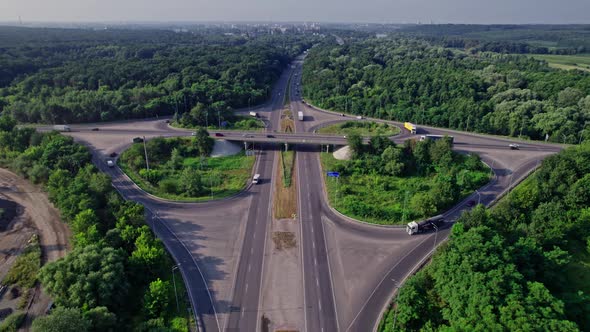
{"left": 42, "top": 54, "right": 565, "bottom": 332}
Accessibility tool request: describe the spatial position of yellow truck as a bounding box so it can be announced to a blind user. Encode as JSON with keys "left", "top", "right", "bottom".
{"left": 404, "top": 122, "right": 417, "bottom": 134}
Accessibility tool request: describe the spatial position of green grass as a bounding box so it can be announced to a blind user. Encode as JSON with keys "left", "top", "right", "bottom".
{"left": 120, "top": 147, "right": 255, "bottom": 202}
{"left": 318, "top": 121, "right": 401, "bottom": 137}
{"left": 320, "top": 153, "right": 490, "bottom": 225}
{"left": 528, "top": 54, "right": 590, "bottom": 72}
{"left": 3, "top": 235, "right": 41, "bottom": 289}
{"left": 280, "top": 150, "right": 295, "bottom": 188}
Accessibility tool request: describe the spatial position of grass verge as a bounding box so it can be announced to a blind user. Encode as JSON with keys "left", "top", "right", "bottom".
{"left": 274, "top": 151, "right": 297, "bottom": 219}
{"left": 318, "top": 121, "right": 401, "bottom": 136}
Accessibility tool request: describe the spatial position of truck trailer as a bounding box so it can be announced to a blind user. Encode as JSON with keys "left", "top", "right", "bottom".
{"left": 404, "top": 122, "right": 417, "bottom": 134}
{"left": 420, "top": 135, "right": 454, "bottom": 144}
{"left": 298, "top": 111, "right": 304, "bottom": 121}
{"left": 53, "top": 125, "right": 71, "bottom": 132}
{"left": 406, "top": 215, "right": 445, "bottom": 235}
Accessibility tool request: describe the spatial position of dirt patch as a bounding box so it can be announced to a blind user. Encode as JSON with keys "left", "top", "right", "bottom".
{"left": 272, "top": 232, "right": 296, "bottom": 251}
{"left": 0, "top": 168, "right": 70, "bottom": 330}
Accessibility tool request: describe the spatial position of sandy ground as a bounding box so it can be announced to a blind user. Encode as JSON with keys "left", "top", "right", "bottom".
{"left": 0, "top": 168, "right": 70, "bottom": 331}
{"left": 333, "top": 146, "right": 352, "bottom": 160}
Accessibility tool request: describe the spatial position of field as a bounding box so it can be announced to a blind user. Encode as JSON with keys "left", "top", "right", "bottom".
{"left": 317, "top": 121, "right": 401, "bottom": 137}
{"left": 529, "top": 54, "right": 590, "bottom": 72}
{"left": 320, "top": 153, "right": 490, "bottom": 225}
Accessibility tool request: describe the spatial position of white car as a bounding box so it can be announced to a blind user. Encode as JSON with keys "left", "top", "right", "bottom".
{"left": 107, "top": 160, "right": 115, "bottom": 168}
{"left": 509, "top": 144, "right": 520, "bottom": 150}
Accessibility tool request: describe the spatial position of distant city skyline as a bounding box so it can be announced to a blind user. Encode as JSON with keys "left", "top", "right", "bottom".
{"left": 1, "top": 0, "right": 589, "bottom": 24}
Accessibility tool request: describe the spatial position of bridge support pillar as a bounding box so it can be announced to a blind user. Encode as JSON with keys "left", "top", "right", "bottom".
{"left": 284, "top": 143, "right": 289, "bottom": 151}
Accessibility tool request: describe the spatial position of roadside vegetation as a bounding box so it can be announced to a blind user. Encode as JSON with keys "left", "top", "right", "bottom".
{"left": 119, "top": 129, "right": 254, "bottom": 201}
{"left": 317, "top": 121, "right": 400, "bottom": 137}
{"left": 274, "top": 108, "right": 297, "bottom": 219}
{"left": 2, "top": 234, "right": 41, "bottom": 289}
{"left": 0, "top": 115, "right": 191, "bottom": 331}
{"left": 379, "top": 143, "right": 590, "bottom": 331}
{"left": 303, "top": 38, "right": 590, "bottom": 143}
{"left": 321, "top": 135, "right": 490, "bottom": 225}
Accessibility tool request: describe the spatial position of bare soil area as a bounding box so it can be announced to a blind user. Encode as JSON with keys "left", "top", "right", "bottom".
{"left": 0, "top": 168, "right": 70, "bottom": 330}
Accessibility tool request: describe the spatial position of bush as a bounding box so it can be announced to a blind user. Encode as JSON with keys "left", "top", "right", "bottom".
{"left": 158, "top": 178, "right": 180, "bottom": 195}
{"left": 0, "top": 311, "right": 26, "bottom": 332}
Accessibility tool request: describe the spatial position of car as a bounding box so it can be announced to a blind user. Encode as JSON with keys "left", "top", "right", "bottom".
{"left": 509, "top": 144, "right": 520, "bottom": 150}
{"left": 266, "top": 134, "right": 275, "bottom": 138}
{"left": 132, "top": 137, "right": 144, "bottom": 143}
{"left": 467, "top": 200, "right": 476, "bottom": 207}
{"left": 106, "top": 160, "right": 114, "bottom": 168}
{"left": 165, "top": 119, "right": 170, "bottom": 123}
{"left": 340, "top": 113, "right": 345, "bottom": 117}
{"left": 215, "top": 133, "right": 224, "bottom": 137}
{"left": 91, "top": 127, "right": 99, "bottom": 131}
{"left": 109, "top": 152, "right": 118, "bottom": 158}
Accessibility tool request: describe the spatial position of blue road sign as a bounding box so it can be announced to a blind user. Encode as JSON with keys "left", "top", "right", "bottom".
{"left": 327, "top": 171, "right": 340, "bottom": 177}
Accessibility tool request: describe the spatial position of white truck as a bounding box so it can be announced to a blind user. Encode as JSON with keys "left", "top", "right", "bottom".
{"left": 298, "top": 111, "right": 304, "bottom": 121}
{"left": 252, "top": 174, "right": 261, "bottom": 184}
{"left": 53, "top": 125, "right": 71, "bottom": 132}
{"left": 249, "top": 111, "right": 258, "bottom": 118}
{"left": 406, "top": 215, "right": 445, "bottom": 235}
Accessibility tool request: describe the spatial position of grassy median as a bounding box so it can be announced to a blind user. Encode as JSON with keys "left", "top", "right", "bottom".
{"left": 318, "top": 121, "right": 400, "bottom": 136}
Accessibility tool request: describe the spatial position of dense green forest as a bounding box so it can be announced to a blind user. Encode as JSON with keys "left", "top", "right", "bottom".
{"left": 0, "top": 27, "right": 316, "bottom": 123}
{"left": 379, "top": 143, "right": 590, "bottom": 331}
{"left": 322, "top": 135, "right": 489, "bottom": 224}
{"left": 0, "top": 115, "right": 188, "bottom": 331}
{"left": 302, "top": 38, "right": 590, "bottom": 143}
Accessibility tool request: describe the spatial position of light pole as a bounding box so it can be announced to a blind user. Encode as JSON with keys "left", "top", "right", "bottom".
{"left": 433, "top": 224, "right": 439, "bottom": 253}
{"left": 476, "top": 190, "right": 481, "bottom": 205}
{"left": 579, "top": 122, "right": 589, "bottom": 145}
{"left": 172, "top": 265, "right": 180, "bottom": 313}
{"left": 142, "top": 136, "right": 149, "bottom": 170}
{"left": 391, "top": 279, "right": 400, "bottom": 331}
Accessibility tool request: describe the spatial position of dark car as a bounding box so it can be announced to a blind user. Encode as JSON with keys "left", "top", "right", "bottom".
{"left": 133, "top": 137, "right": 144, "bottom": 143}
{"left": 215, "top": 133, "right": 224, "bottom": 137}
{"left": 109, "top": 152, "right": 118, "bottom": 158}
{"left": 91, "top": 127, "right": 99, "bottom": 131}
{"left": 266, "top": 134, "right": 275, "bottom": 138}
{"left": 467, "top": 200, "right": 476, "bottom": 207}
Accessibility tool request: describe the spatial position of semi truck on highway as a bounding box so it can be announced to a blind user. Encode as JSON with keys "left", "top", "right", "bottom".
{"left": 252, "top": 174, "right": 261, "bottom": 184}
{"left": 404, "top": 122, "right": 417, "bottom": 134}
{"left": 298, "top": 111, "right": 304, "bottom": 121}
{"left": 249, "top": 111, "right": 258, "bottom": 118}
{"left": 53, "top": 125, "right": 71, "bottom": 132}
{"left": 420, "top": 135, "right": 454, "bottom": 144}
{"left": 406, "top": 215, "right": 444, "bottom": 235}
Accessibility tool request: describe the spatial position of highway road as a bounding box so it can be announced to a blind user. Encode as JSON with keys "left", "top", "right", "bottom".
{"left": 46, "top": 53, "right": 565, "bottom": 332}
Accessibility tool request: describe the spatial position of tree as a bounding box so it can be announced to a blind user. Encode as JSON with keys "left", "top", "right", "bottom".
{"left": 84, "top": 306, "right": 117, "bottom": 332}
{"left": 347, "top": 133, "right": 363, "bottom": 158}
{"left": 180, "top": 167, "right": 203, "bottom": 196}
{"left": 31, "top": 307, "right": 90, "bottom": 332}
{"left": 143, "top": 278, "right": 172, "bottom": 319}
{"left": 410, "top": 192, "right": 437, "bottom": 217}
{"left": 38, "top": 245, "right": 129, "bottom": 310}
{"left": 191, "top": 127, "right": 214, "bottom": 156}
{"left": 381, "top": 146, "right": 405, "bottom": 176}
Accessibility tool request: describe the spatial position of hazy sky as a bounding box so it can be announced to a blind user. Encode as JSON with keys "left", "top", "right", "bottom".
{"left": 1, "top": 0, "right": 589, "bottom": 24}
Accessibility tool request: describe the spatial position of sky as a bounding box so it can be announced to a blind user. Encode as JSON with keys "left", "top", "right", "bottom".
{"left": 1, "top": 0, "right": 589, "bottom": 24}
